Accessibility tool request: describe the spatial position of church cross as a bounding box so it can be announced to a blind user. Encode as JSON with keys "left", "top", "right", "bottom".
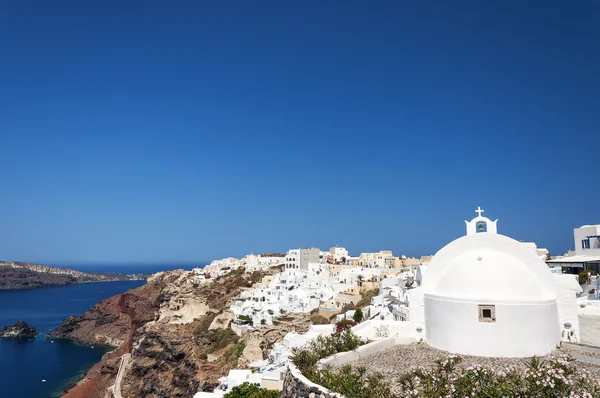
{"left": 475, "top": 206, "right": 484, "bottom": 217}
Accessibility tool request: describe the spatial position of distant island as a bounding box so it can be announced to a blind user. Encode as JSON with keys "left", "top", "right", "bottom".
{"left": 0, "top": 261, "right": 148, "bottom": 290}
{"left": 0, "top": 321, "right": 38, "bottom": 338}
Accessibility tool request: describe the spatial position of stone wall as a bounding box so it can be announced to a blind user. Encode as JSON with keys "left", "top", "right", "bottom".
{"left": 280, "top": 364, "right": 338, "bottom": 398}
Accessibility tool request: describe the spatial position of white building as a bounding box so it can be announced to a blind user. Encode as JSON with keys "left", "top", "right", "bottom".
{"left": 547, "top": 224, "right": 600, "bottom": 273}
{"left": 414, "top": 207, "right": 579, "bottom": 358}
{"left": 328, "top": 247, "right": 349, "bottom": 263}
{"left": 285, "top": 248, "right": 320, "bottom": 270}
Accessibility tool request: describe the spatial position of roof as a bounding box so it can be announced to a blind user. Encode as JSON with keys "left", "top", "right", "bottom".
{"left": 423, "top": 233, "right": 558, "bottom": 301}
{"left": 547, "top": 255, "right": 600, "bottom": 264}
{"left": 554, "top": 274, "right": 583, "bottom": 293}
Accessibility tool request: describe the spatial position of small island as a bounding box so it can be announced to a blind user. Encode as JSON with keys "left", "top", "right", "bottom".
{"left": 0, "top": 321, "right": 38, "bottom": 339}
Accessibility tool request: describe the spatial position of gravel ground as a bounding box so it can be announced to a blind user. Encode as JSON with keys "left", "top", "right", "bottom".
{"left": 351, "top": 342, "right": 600, "bottom": 394}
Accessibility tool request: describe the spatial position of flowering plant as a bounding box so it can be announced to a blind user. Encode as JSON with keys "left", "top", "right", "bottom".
{"left": 397, "top": 354, "right": 600, "bottom": 398}
{"left": 375, "top": 324, "right": 390, "bottom": 338}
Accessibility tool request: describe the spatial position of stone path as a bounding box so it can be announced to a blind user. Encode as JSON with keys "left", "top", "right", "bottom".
{"left": 579, "top": 315, "right": 600, "bottom": 346}
{"left": 109, "top": 353, "right": 131, "bottom": 398}
{"left": 557, "top": 343, "right": 600, "bottom": 365}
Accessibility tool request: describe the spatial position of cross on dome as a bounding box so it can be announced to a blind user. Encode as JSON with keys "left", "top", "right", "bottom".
{"left": 475, "top": 206, "right": 484, "bottom": 217}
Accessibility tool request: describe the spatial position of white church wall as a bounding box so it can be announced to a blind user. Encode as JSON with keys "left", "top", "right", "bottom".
{"left": 408, "top": 287, "right": 425, "bottom": 340}
{"left": 557, "top": 290, "right": 580, "bottom": 343}
{"left": 425, "top": 295, "right": 560, "bottom": 357}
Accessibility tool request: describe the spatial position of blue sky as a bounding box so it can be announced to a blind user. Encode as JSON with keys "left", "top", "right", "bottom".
{"left": 1, "top": 1, "right": 598, "bottom": 264}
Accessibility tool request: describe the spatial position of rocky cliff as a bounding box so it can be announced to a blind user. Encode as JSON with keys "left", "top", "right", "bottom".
{"left": 0, "top": 261, "right": 147, "bottom": 289}
{"left": 52, "top": 267, "right": 312, "bottom": 398}
{"left": 0, "top": 321, "right": 38, "bottom": 338}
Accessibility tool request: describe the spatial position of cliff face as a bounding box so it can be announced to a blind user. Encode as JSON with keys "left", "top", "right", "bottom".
{"left": 0, "top": 261, "right": 147, "bottom": 290}
{"left": 53, "top": 267, "right": 312, "bottom": 398}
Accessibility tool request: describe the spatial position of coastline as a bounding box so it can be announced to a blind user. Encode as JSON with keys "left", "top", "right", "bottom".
{"left": 0, "top": 277, "right": 148, "bottom": 291}
{"left": 49, "top": 343, "right": 112, "bottom": 398}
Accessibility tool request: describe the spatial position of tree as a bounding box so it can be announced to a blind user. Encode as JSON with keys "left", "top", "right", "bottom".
{"left": 223, "top": 382, "right": 278, "bottom": 398}
{"left": 353, "top": 308, "right": 364, "bottom": 323}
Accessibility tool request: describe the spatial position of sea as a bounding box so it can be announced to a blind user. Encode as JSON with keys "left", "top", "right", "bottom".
{"left": 0, "top": 263, "right": 201, "bottom": 398}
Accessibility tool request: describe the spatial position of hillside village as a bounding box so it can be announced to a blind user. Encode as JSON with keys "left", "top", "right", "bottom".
{"left": 76, "top": 207, "right": 600, "bottom": 398}
{"left": 143, "top": 208, "right": 598, "bottom": 398}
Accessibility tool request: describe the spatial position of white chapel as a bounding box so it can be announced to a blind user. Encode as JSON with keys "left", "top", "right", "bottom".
{"left": 417, "top": 207, "right": 579, "bottom": 358}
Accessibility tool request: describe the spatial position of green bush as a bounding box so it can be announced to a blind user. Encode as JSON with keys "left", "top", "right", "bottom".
{"left": 207, "top": 327, "right": 239, "bottom": 353}
{"left": 291, "top": 330, "right": 364, "bottom": 378}
{"left": 232, "top": 342, "right": 246, "bottom": 358}
{"left": 579, "top": 270, "right": 598, "bottom": 284}
{"left": 291, "top": 331, "right": 390, "bottom": 398}
{"left": 223, "top": 382, "right": 278, "bottom": 398}
{"left": 352, "top": 308, "right": 364, "bottom": 323}
{"left": 317, "top": 365, "right": 393, "bottom": 398}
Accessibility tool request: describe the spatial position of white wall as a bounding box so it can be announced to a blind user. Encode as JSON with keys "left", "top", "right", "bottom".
{"left": 557, "top": 290, "right": 580, "bottom": 343}
{"left": 425, "top": 295, "right": 560, "bottom": 357}
{"left": 351, "top": 320, "right": 411, "bottom": 340}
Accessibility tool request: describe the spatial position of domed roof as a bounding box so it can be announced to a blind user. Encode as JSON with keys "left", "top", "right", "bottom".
{"left": 422, "top": 233, "right": 558, "bottom": 301}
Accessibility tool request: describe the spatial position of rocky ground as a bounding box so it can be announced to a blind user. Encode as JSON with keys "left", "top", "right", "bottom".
{"left": 51, "top": 266, "right": 312, "bottom": 398}
{"left": 352, "top": 342, "right": 600, "bottom": 395}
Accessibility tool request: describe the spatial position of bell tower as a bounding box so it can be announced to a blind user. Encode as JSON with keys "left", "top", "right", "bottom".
{"left": 465, "top": 206, "right": 498, "bottom": 235}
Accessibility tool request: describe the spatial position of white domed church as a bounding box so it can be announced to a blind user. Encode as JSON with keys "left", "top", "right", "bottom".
{"left": 411, "top": 207, "right": 580, "bottom": 358}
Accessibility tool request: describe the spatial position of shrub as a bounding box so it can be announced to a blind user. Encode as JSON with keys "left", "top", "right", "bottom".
{"left": 232, "top": 341, "right": 246, "bottom": 358}
{"left": 310, "top": 314, "right": 330, "bottom": 325}
{"left": 353, "top": 308, "right": 364, "bottom": 323}
{"left": 207, "top": 327, "right": 239, "bottom": 353}
{"left": 578, "top": 270, "right": 597, "bottom": 284}
{"left": 290, "top": 331, "right": 388, "bottom": 398}
{"left": 291, "top": 330, "right": 364, "bottom": 378}
{"left": 336, "top": 319, "right": 357, "bottom": 333}
{"left": 317, "top": 365, "right": 393, "bottom": 398}
{"left": 223, "top": 382, "right": 278, "bottom": 398}
{"left": 396, "top": 354, "right": 600, "bottom": 398}
{"left": 260, "top": 319, "right": 266, "bottom": 325}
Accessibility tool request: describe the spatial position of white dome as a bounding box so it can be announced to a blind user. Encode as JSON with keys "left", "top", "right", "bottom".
{"left": 423, "top": 233, "right": 558, "bottom": 301}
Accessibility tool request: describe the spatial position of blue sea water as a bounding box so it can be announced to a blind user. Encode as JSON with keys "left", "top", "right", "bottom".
{"left": 0, "top": 263, "right": 199, "bottom": 398}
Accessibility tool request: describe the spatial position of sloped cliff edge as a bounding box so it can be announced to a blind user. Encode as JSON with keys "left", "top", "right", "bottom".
{"left": 49, "top": 267, "right": 311, "bottom": 398}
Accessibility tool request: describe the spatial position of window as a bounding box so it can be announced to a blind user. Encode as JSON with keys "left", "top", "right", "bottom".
{"left": 478, "top": 304, "right": 496, "bottom": 323}
{"left": 476, "top": 221, "right": 487, "bottom": 233}
{"left": 582, "top": 239, "right": 590, "bottom": 249}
